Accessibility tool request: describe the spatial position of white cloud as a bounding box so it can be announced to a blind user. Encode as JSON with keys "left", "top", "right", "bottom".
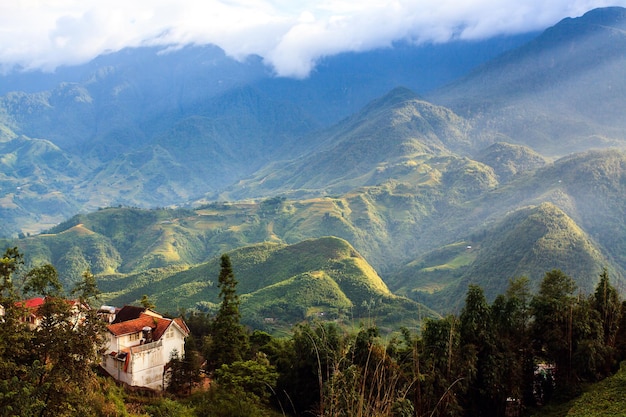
{"left": 0, "top": 0, "right": 624, "bottom": 77}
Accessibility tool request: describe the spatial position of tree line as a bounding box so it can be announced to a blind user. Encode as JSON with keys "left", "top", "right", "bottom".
{"left": 180, "top": 258, "right": 626, "bottom": 416}
{"left": 0, "top": 247, "right": 110, "bottom": 416}
{"left": 2, "top": 246, "right": 625, "bottom": 416}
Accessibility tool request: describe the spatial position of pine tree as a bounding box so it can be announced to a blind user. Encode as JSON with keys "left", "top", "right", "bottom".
{"left": 459, "top": 284, "right": 497, "bottom": 417}
{"left": 531, "top": 269, "right": 577, "bottom": 392}
{"left": 208, "top": 254, "right": 249, "bottom": 370}
{"left": 593, "top": 268, "right": 621, "bottom": 349}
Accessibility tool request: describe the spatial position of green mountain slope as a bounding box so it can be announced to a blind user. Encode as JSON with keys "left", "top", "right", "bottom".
{"left": 14, "top": 143, "right": 502, "bottom": 279}
{"left": 97, "top": 236, "right": 433, "bottom": 330}
{"left": 0, "top": 83, "right": 317, "bottom": 236}
{"left": 431, "top": 7, "right": 626, "bottom": 155}
{"left": 222, "top": 87, "right": 475, "bottom": 200}
{"left": 0, "top": 135, "right": 84, "bottom": 235}
{"left": 473, "top": 142, "right": 547, "bottom": 183}
{"left": 391, "top": 202, "right": 618, "bottom": 312}
{"left": 8, "top": 148, "right": 626, "bottom": 317}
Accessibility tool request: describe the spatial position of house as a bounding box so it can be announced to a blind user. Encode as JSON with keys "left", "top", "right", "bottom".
{"left": 15, "top": 297, "right": 87, "bottom": 329}
{"left": 19, "top": 297, "right": 46, "bottom": 328}
{"left": 100, "top": 305, "right": 190, "bottom": 390}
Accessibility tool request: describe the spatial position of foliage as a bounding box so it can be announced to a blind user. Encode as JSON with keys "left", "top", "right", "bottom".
{"left": 166, "top": 348, "right": 203, "bottom": 397}
{"left": 189, "top": 386, "right": 283, "bottom": 417}
{"left": 98, "top": 237, "right": 431, "bottom": 332}
{"left": 207, "top": 254, "right": 249, "bottom": 370}
{"left": 531, "top": 269, "right": 578, "bottom": 389}
{"left": 0, "top": 248, "right": 108, "bottom": 416}
{"left": 214, "top": 355, "right": 279, "bottom": 404}
{"left": 142, "top": 398, "right": 195, "bottom": 417}
{"left": 1, "top": 246, "right": 625, "bottom": 416}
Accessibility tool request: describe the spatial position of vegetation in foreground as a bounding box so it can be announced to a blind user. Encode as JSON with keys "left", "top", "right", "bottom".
{"left": 2, "top": 246, "right": 626, "bottom": 416}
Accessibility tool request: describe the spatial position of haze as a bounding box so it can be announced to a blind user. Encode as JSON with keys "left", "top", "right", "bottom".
{"left": 1, "top": 0, "right": 624, "bottom": 78}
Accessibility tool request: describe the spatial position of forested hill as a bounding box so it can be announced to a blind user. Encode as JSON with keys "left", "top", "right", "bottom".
{"left": 0, "top": 6, "right": 625, "bottom": 250}
{"left": 2, "top": 7, "right": 626, "bottom": 322}
{"left": 8, "top": 148, "right": 626, "bottom": 318}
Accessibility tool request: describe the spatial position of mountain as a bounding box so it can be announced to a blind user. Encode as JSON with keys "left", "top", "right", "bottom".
{"left": 220, "top": 87, "right": 475, "bottom": 200}
{"left": 390, "top": 202, "right": 615, "bottom": 312}
{"left": 1, "top": 8, "right": 624, "bottom": 236}
{"left": 0, "top": 135, "right": 84, "bottom": 236}
{"left": 473, "top": 142, "right": 547, "bottom": 183}
{"left": 430, "top": 7, "right": 626, "bottom": 155}
{"left": 8, "top": 145, "right": 626, "bottom": 318}
{"left": 95, "top": 236, "right": 435, "bottom": 331}
{"left": 0, "top": 31, "right": 535, "bottom": 236}
{"left": 2, "top": 7, "right": 626, "bottom": 320}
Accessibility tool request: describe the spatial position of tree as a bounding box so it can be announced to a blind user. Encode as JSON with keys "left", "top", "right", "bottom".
{"left": 0, "top": 246, "right": 23, "bottom": 298}
{"left": 72, "top": 270, "right": 100, "bottom": 304}
{"left": 23, "top": 264, "right": 62, "bottom": 297}
{"left": 0, "top": 248, "right": 34, "bottom": 416}
{"left": 140, "top": 294, "right": 156, "bottom": 309}
{"left": 459, "top": 284, "right": 501, "bottom": 417}
{"left": 0, "top": 252, "right": 107, "bottom": 416}
{"left": 208, "top": 254, "right": 249, "bottom": 370}
{"left": 167, "top": 347, "right": 203, "bottom": 396}
{"left": 531, "top": 269, "right": 577, "bottom": 392}
{"left": 492, "top": 277, "right": 535, "bottom": 409}
{"left": 592, "top": 268, "right": 621, "bottom": 365}
{"left": 276, "top": 321, "right": 343, "bottom": 415}
{"left": 570, "top": 295, "right": 604, "bottom": 381}
{"left": 214, "top": 355, "right": 279, "bottom": 404}
{"left": 417, "top": 315, "right": 467, "bottom": 417}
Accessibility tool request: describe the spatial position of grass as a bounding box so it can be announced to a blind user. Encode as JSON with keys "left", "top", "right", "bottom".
{"left": 530, "top": 362, "right": 626, "bottom": 417}
{"left": 97, "top": 236, "right": 430, "bottom": 332}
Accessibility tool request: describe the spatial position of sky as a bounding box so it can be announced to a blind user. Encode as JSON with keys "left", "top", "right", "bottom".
{"left": 1, "top": 0, "right": 625, "bottom": 78}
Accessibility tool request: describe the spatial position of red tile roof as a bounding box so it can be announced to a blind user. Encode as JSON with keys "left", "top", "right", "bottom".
{"left": 19, "top": 297, "right": 45, "bottom": 309}
{"left": 174, "top": 317, "right": 190, "bottom": 335}
{"left": 107, "top": 312, "right": 186, "bottom": 341}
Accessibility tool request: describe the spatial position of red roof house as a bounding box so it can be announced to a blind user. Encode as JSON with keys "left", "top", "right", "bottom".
{"left": 100, "top": 306, "right": 189, "bottom": 390}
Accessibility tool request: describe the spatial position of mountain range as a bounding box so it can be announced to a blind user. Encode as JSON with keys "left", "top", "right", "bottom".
{"left": 2, "top": 7, "right": 626, "bottom": 319}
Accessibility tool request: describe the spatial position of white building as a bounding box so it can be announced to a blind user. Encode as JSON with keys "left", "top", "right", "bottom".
{"left": 100, "top": 305, "right": 190, "bottom": 390}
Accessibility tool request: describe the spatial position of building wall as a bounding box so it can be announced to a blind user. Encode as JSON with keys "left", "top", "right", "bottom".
{"left": 100, "top": 325, "right": 187, "bottom": 390}
{"left": 101, "top": 353, "right": 133, "bottom": 386}
{"left": 129, "top": 341, "right": 166, "bottom": 390}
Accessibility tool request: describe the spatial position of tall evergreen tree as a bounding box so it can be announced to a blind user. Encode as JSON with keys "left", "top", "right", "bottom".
{"left": 593, "top": 268, "right": 621, "bottom": 350}
{"left": 417, "top": 315, "right": 467, "bottom": 417}
{"left": 459, "top": 284, "right": 503, "bottom": 417}
{"left": 531, "top": 269, "right": 577, "bottom": 392}
{"left": 208, "top": 254, "right": 249, "bottom": 370}
{"left": 493, "top": 277, "right": 535, "bottom": 410}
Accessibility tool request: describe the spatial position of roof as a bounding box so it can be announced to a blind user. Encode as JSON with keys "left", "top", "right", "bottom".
{"left": 173, "top": 317, "right": 190, "bottom": 335}
{"left": 15, "top": 297, "right": 82, "bottom": 313}
{"left": 108, "top": 312, "right": 188, "bottom": 340}
{"left": 111, "top": 305, "right": 162, "bottom": 324}
{"left": 19, "top": 297, "right": 45, "bottom": 309}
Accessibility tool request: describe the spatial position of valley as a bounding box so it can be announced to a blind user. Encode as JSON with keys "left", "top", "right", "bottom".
{"left": 4, "top": 5, "right": 626, "bottom": 416}
{"left": 1, "top": 7, "right": 626, "bottom": 323}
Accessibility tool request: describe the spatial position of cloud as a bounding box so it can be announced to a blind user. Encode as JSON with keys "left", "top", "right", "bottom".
{"left": 0, "top": 0, "right": 624, "bottom": 77}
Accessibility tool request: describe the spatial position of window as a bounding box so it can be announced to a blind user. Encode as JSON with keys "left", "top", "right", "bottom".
{"left": 165, "top": 327, "right": 174, "bottom": 339}
{"left": 129, "top": 332, "right": 140, "bottom": 341}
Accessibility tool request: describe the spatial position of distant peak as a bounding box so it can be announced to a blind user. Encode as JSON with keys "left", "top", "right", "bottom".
{"left": 556, "top": 6, "right": 626, "bottom": 30}
{"left": 579, "top": 6, "right": 626, "bottom": 25}
{"left": 368, "top": 87, "right": 422, "bottom": 110}
{"left": 384, "top": 86, "right": 421, "bottom": 101}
